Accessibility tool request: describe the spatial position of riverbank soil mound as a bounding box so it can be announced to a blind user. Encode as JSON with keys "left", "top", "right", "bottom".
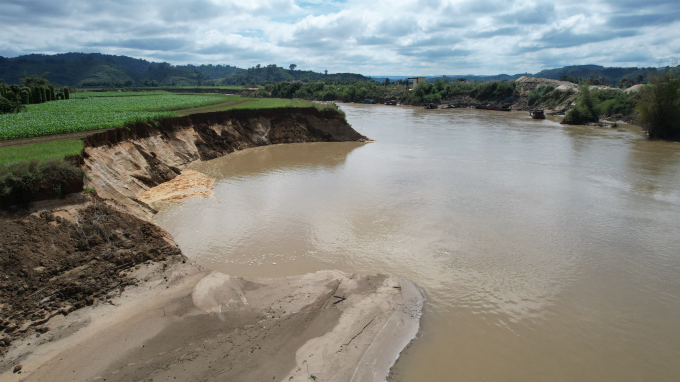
{"left": 0, "top": 267, "right": 422, "bottom": 382}
{"left": 0, "top": 200, "right": 183, "bottom": 355}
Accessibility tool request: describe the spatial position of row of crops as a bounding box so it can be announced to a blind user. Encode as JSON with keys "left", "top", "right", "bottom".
{"left": 0, "top": 92, "right": 227, "bottom": 140}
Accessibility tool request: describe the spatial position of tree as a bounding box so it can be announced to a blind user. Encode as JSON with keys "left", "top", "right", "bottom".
{"left": 637, "top": 70, "right": 680, "bottom": 139}
{"left": 636, "top": 74, "right": 644, "bottom": 84}
{"left": 289, "top": 64, "right": 297, "bottom": 71}
{"left": 0, "top": 96, "right": 13, "bottom": 114}
{"left": 20, "top": 73, "right": 49, "bottom": 87}
{"left": 324, "top": 70, "right": 328, "bottom": 75}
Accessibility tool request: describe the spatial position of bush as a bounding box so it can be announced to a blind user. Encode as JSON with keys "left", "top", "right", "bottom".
{"left": 637, "top": 71, "right": 680, "bottom": 139}
{"left": 0, "top": 160, "right": 84, "bottom": 207}
{"left": 563, "top": 85, "right": 598, "bottom": 125}
{"left": 527, "top": 85, "right": 556, "bottom": 106}
{"left": 64, "top": 87, "right": 70, "bottom": 100}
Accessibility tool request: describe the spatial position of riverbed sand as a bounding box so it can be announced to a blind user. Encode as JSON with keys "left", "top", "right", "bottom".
{"left": 0, "top": 259, "right": 422, "bottom": 382}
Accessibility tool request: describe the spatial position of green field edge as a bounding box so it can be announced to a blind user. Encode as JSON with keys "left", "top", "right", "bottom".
{"left": 0, "top": 96, "right": 329, "bottom": 165}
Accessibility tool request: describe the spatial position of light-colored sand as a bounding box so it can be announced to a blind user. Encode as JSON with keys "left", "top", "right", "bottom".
{"left": 138, "top": 169, "right": 214, "bottom": 207}
{"left": 0, "top": 260, "right": 423, "bottom": 382}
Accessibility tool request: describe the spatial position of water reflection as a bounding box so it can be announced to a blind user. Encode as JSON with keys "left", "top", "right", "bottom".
{"left": 191, "top": 141, "right": 368, "bottom": 180}
{"left": 627, "top": 138, "right": 680, "bottom": 199}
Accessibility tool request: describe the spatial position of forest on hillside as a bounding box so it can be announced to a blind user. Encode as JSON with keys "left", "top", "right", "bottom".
{"left": 0, "top": 53, "right": 242, "bottom": 88}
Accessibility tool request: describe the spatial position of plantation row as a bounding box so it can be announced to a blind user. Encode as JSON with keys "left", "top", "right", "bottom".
{"left": 0, "top": 92, "right": 227, "bottom": 140}
{"left": 0, "top": 83, "right": 69, "bottom": 106}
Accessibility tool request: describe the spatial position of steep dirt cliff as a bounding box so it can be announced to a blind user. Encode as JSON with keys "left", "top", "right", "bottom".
{"left": 82, "top": 107, "right": 367, "bottom": 219}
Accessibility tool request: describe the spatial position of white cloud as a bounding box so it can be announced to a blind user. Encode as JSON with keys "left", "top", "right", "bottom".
{"left": 0, "top": 0, "right": 679, "bottom": 74}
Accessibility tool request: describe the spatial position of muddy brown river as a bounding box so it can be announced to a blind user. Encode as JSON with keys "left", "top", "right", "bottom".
{"left": 153, "top": 105, "right": 680, "bottom": 381}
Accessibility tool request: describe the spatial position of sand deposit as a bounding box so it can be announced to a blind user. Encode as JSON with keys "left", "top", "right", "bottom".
{"left": 0, "top": 260, "right": 422, "bottom": 382}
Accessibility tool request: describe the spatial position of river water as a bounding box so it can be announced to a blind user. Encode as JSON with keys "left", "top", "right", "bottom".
{"left": 153, "top": 105, "right": 680, "bottom": 381}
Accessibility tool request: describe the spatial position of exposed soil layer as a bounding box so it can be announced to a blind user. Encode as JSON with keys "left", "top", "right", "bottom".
{"left": 82, "top": 107, "right": 366, "bottom": 219}
{"left": 0, "top": 200, "right": 183, "bottom": 354}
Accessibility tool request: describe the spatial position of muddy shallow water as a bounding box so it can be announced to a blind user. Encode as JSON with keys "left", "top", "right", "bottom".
{"left": 154, "top": 105, "right": 680, "bottom": 381}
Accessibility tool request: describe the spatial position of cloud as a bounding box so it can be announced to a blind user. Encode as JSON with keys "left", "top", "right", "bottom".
{"left": 1, "top": 0, "right": 679, "bottom": 75}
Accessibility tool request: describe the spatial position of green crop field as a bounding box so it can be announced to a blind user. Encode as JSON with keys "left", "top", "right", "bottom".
{"left": 0, "top": 92, "right": 228, "bottom": 140}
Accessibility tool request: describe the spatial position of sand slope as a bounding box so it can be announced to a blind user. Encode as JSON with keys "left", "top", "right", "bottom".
{"left": 1, "top": 260, "right": 422, "bottom": 382}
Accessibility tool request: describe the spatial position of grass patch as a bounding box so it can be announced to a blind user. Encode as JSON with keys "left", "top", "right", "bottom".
{"left": 223, "top": 98, "right": 315, "bottom": 110}
{"left": 0, "top": 140, "right": 83, "bottom": 165}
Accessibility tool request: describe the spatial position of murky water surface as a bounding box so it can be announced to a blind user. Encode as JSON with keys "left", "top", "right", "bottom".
{"left": 154, "top": 105, "right": 680, "bottom": 381}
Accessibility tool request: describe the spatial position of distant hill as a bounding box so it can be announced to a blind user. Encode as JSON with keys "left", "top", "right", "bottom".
{"left": 0, "top": 53, "right": 243, "bottom": 87}
{"left": 392, "top": 65, "right": 674, "bottom": 85}
{"left": 221, "top": 65, "right": 372, "bottom": 85}
{"left": 531, "top": 65, "right": 665, "bottom": 84}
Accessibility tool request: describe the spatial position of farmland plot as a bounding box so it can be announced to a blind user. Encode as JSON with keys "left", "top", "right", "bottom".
{"left": 0, "top": 92, "right": 227, "bottom": 140}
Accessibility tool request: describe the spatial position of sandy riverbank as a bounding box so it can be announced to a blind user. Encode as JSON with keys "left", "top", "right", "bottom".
{"left": 1, "top": 253, "right": 422, "bottom": 382}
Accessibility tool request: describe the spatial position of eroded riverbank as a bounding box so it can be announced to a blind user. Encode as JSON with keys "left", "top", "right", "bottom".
{"left": 0, "top": 107, "right": 424, "bottom": 382}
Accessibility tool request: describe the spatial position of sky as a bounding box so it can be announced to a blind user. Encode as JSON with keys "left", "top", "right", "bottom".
{"left": 1, "top": 0, "right": 679, "bottom": 75}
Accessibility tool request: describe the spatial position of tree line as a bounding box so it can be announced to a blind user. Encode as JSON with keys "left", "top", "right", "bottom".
{"left": 0, "top": 74, "right": 70, "bottom": 114}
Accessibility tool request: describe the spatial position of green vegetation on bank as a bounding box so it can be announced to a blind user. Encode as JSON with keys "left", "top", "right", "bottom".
{"left": 527, "top": 85, "right": 575, "bottom": 108}
{"left": 563, "top": 85, "right": 599, "bottom": 125}
{"left": 258, "top": 79, "right": 517, "bottom": 105}
{"left": 0, "top": 92, "right": 227, "bottom": 140}
{"left": 0, "top": 159, "right": 83, "bottom": 207}
{"left": 637, "top": 71, "right": 680, "bottom": 140}
{"left": 562, "top": 84, "right": 639, "bottom": 125}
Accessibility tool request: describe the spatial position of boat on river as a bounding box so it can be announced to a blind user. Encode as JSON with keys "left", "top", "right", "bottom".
{"left": 475, "top": 104, "right": 511, "bottom": 111}
{"left": 530, "top": 109, "right": 546, "bottom": 119}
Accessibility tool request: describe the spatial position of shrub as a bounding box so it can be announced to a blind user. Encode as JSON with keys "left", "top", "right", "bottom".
{"left": 637, "top": 71, "right": 680, "bottom": 139}
{"left": 563, "top": 85, "right": 598, "bottom": 125}
{"left": 64, "top": 87, "right": 70, "bottom": 100}
{"left": 527, "top": 85, "right": 555, "bottom": 106}
{"left": 0, "top": 160, "right": 84, "bottom": 207}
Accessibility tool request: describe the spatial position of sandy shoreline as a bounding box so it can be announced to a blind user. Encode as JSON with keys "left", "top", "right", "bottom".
{"left": 0, "top": 255, "right": 423, "bottom": 382}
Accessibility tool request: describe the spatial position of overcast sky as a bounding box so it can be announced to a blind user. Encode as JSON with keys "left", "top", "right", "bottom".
{"left": 1, "top": 0, "right": 679, "bottom": 75}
